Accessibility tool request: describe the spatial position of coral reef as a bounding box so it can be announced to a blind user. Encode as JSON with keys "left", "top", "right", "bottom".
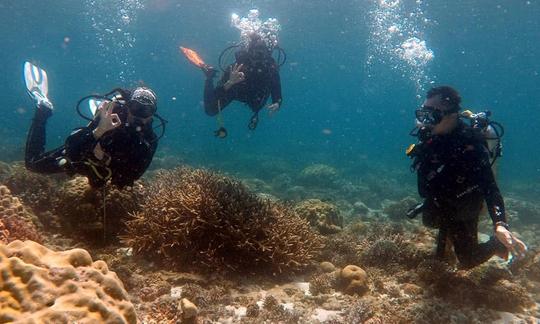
{"left": 0, "top": 185, "right": 42, "bottom": 243}
{"left": 505, "top": 197, "right": 540, "bottom": 225}
{"left": 53, "top": 176, "right": 144, "bottom": 241}
{"left": 309, "top": 272, "right": 336, "bottom": 295}
{"left": 298, "top": 164, "right": 339, "bottom": 187}
{"left": 2, "top": 162, "right": 59, "bottom": 213}
{"left": 123, "top": 167, "right": 323, "bottom": 274}
{"left": 417, "top": 259, "right": 534, "bottom": 313}
{"left": 0, "top": 240, "right": 136, "bottom": 323}
{"left": 0, "top": 161, "right": 12, "bottom": 182}
{"left": 382, "top": 196, "right": 419, "bottom": 221}
{"left": 294, "top": 199, "right": 343, "bottom": 234}
{"left": 339, "top": 265, "right": 369, "bottom": 295}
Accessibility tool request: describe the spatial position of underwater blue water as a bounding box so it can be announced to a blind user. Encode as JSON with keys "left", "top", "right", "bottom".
{"left": 0, "top": 0, "right": 539, "bottom": 190}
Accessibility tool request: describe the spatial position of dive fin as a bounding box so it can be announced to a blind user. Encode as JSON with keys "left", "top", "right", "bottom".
{"left": 23, "top": 61, "right": 53, "bottom": 110}
{"left": 88, "top": 99, "right": 103, "bottom": 117}
{"left": 180, "top": 46, "right": 206, "bottom": 68}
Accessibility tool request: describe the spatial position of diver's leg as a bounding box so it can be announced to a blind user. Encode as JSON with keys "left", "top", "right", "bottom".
{"left": 25, "top": 107, "right": 64, "bottom": 173}
{"left": 204, "top": 79, "right": 220, "bottom": 116}
{"left": 450, "top": 201, "right": 506, "bottom": 269}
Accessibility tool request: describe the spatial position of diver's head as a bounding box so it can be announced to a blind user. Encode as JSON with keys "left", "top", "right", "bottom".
{"left": 126, "top": 87, "right": 157, "bottom": 128}
{"left": 247, "top": 33, "right": 270, "bottom": 60}
{"left": 416, "top": 86, "right": 461, "bottom": 135}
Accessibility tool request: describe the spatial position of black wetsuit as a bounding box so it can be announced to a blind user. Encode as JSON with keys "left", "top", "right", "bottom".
{"left": 25, "top": 106, "right": 157, "bottom": 188}
{"left": 413, "top": 121, "right": 507, "bottom": 268}
{"left": 204, "top": 49, "right": 282, "bottom": 119}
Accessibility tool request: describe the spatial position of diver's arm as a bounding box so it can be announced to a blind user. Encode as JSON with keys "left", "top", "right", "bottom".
{"left": 474, "top": 145, "right": 506, "bottom": 224}
{"left": 270, "top": 69, "right": 282, "bottom": 106}
{"left": 64, "top": 127, "right": 99, "bottom": 162}
{"left": 215, "top": 68, "right": 231, "bottom": 96}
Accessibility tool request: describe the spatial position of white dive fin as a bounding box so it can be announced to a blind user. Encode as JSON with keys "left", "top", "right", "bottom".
{"left": 23, "top": 61, "right": 53, "bottom": 110}
{"left": 88, "top": 99, "right": 103, "bottom": 117}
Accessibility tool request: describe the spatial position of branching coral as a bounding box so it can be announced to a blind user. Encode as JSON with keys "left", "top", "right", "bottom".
{"left": 294, "top": 199, "right": 343, "bottom": 234}
{"left": 123, "top": 167, "right": 323, "bottom": 274}
{"left": 0, "top": 185, "right": 42, "bottom": 243}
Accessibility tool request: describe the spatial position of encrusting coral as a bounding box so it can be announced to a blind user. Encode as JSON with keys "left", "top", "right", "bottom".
{"left": 294, "top": 199, "right": 343, "bottom": 234}
{"left": 0, "top": 185, "right": 42, "bottom": 243}
{"left": 123, "top": 167, "right": 323, "bottom": 274}
{"left": 0, "top": 240, "right": 137, "bottom": 323}
{"left": 53, "top": 176, "right": 144, "bottom": 240}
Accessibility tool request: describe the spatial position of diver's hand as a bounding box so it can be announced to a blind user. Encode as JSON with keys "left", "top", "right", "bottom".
{"left": 267, "top": 102, "right": 281, "bottom": 116}
{"left": 495, "top": 226, "right": 528, "bottom": 259}
{"left": 93, "top": 101, "right": 121, "bottom": 139}
{"left": 224, "top": 63, "right": 245, "bottom": 90}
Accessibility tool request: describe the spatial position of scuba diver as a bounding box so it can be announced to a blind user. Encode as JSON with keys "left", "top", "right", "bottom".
{"left": 202, "top": 32, "right": 282, "bottom": 134}
{"left": 406, "top": 86, "right": 527, "bottom": 269}
{"left": 23, "top": 62, "right": 160, "bottom": 188}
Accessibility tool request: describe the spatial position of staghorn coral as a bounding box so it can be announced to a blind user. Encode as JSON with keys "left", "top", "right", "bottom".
{"left": 298, "top": 163, "right": 340, "bottom": 187}
{"left": 123, "top": 167, "right": 323, "bottom": 274}
{"left": 0, "top": 185, "right": 42, "bottom": 243}
{"left": 309, "top": 272, "right": 336, "bottom": 296}
{"left": 0, "top": 240, "right": 136, "bottom": 323}
{"left": 53, "top": 176, "right": 144, "bottom": 241}
{"left": 294, "top": 199, "right": 343, "bottom": 234}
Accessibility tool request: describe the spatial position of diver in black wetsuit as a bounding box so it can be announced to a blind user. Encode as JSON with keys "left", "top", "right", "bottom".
{"left": 202, "top": 33, "right": 282, "bottom": 132}
{"left": 25, "top": 86, "right": 159, "bottom": 189}
{"left": 408, "top": 86, "right": 527, "bottom": 268}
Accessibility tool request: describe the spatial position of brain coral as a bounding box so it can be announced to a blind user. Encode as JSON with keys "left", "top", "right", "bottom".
{"left": 54, "top": 176, "right": 144, "bottom": 240}
{"left": 0, "top": 185, "right": 42, "bottom": 243}
{"left": 123, "top": 167, "right": 323, "bottom": 274}
{"left": 0, "top": 240, "right": 137, "bottom": 323}
{"left": 294, "top": 199, "right": 343, "bottom": 234}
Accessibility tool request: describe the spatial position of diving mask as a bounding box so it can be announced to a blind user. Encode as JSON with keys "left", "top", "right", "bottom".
{"left": 415, "top": 106, "right": 443, "bottom": 126}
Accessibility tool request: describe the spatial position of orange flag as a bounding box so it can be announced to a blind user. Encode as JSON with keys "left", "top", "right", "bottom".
{"left": 180, "top": 46, "right": 206, "bottom": 68}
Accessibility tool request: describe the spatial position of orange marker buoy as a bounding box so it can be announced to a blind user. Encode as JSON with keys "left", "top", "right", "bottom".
{"left": 180, "top": 46, "right": 206, "bottom": 68}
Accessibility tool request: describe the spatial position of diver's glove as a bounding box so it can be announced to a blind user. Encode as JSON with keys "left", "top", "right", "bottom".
{"left": 494, "top": 223, "right": 528, "bottom": 260}
{"left": 92, "top": 101, "right": 122, "bottom": 139}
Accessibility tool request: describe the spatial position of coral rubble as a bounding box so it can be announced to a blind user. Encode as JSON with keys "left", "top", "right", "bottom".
{"left": 0, "top": 240, "right": 136, "bottom": 323}
{"left": 123, "top": 167, "right": 323, "bottom": 274}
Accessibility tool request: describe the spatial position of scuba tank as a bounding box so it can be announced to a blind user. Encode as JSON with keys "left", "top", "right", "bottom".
{"left": 460, "top": 110, "right": 504, "bottom": 167}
